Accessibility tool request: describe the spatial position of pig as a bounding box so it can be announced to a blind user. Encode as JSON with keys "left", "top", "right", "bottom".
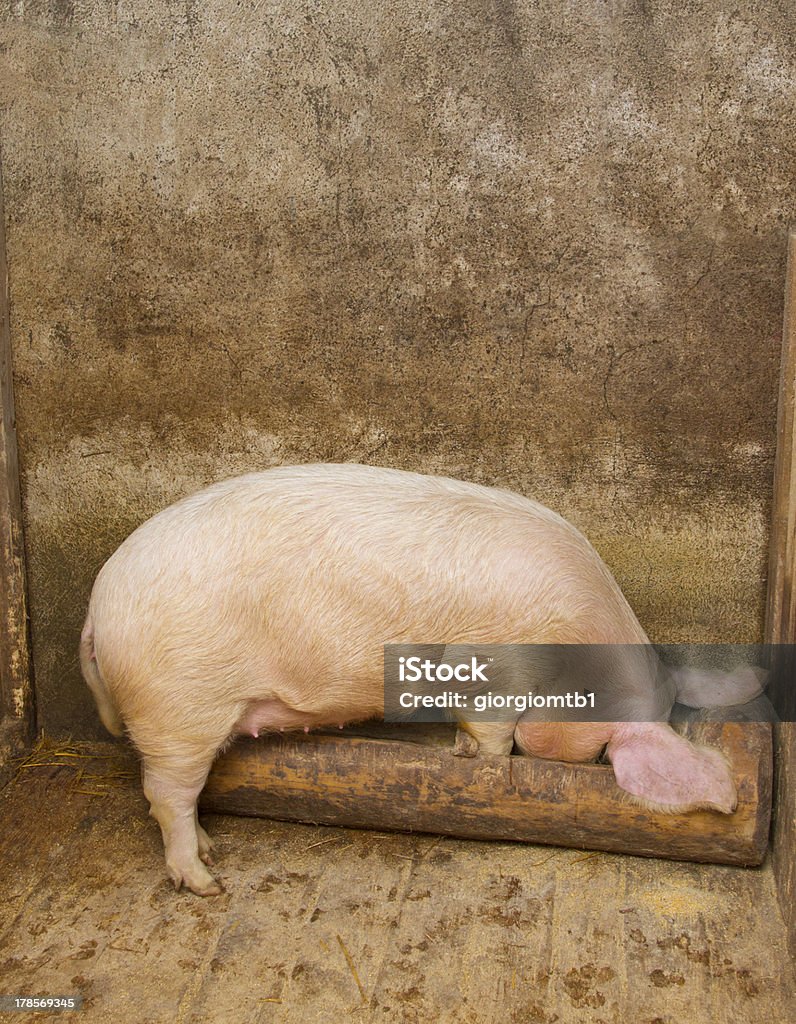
{"left": 80, "top": 463, "right": 761, "bottom": 895}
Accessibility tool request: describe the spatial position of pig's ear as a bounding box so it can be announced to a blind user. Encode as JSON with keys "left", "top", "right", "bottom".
{"left": 606, "top": 723, "right": 737, "bottom": 814}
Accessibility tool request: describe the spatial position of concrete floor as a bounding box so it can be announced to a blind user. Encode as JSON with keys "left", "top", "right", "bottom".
{"left": 0, "top": 740, "right": 793, "bottom": 1024}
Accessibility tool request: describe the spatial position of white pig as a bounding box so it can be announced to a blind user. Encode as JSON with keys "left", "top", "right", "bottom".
{"left": 80, "top": 463, "right": 760, "bottom": 895}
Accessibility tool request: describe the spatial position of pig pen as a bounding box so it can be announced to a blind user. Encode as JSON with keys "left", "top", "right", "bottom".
{"left": 1, "top": 3, "right": 796, "bottom": 1022}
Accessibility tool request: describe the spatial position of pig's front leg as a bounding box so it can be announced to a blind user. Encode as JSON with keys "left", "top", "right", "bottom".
{"left": 455, "top": 720, "right": 516, "bottom": 756}
{"left": 142, "top": 756, "right": 222, "bottom": 896}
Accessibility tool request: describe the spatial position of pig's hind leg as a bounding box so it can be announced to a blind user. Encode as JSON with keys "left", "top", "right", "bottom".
{"left": 141, "top": 750, "right": 223, "bottom": 896}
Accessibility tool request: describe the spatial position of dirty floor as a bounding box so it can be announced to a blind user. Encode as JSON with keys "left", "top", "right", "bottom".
{"left": 0, "top": 741, "right": 793, "bottom": 1024}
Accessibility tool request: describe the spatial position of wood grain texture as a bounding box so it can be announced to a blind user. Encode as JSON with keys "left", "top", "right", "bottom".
{"left": 766, "top": 226, "right": 796, "bottom": 961}
{"left": 0, "top": 155, "right": 34, "bottom": 784}
{"left": 201, "top": 721, "right": 772, "bottom": 867}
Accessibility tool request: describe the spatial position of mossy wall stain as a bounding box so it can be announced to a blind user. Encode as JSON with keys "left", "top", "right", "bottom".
{"left": 0, "top": 2, "right": 794, "bottom": 736}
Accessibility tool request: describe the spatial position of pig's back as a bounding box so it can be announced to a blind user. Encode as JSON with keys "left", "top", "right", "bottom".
{"left": 89, "top": 464, "right": 648, "bottom": 697}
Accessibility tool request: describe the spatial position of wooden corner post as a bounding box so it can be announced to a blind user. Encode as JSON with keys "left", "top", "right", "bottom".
{"left": 766, "top": 227, "right": 796, "bottom": 650}
{"left": 0, "top": 150, "right": 35, "bottom": 782}
{"left": 766, "top": 226, "right": 796, "bottom": 959}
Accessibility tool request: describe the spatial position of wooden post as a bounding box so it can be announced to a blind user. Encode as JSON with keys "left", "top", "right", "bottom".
{"left": 767, "top": 227, "right": 796, "bottom": 958}
{"left": 0, "top": 151, "right": 35, "bottom": 784}
{"left": 766, "top": 228, "right": 796, "bottom": 648}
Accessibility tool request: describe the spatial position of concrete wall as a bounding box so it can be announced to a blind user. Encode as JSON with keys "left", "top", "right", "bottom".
{"left": 0, "top": 1, "right": 794, "bottom": 737}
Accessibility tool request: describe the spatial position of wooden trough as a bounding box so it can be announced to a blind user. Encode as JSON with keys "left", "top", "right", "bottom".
{"left": 201, "top": 719, "right": 773, "bottom": 867}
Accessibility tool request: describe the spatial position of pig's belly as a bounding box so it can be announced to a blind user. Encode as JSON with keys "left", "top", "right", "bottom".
{"left": 234, "top": 699, "right": 370, "bottom": 736}
{"left": 232, "top": 672, "right": 386, "bottom": 737}
{"left": 234, "top": 698, "right": 329, "bottom": 736}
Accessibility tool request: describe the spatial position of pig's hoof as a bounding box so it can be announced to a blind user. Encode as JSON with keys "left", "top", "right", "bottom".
{"left": 167, "top": 861, "right": 224, "bottom": 897}
{"left": 453, "top": 728, "right": 479, "bottom": 758}
{"left": 191, "top": 877, "right": 224, "bottom": 897}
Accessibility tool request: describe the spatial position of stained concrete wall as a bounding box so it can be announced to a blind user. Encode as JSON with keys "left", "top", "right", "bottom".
{"left": 0, "top": 1, "right": 794, "bottom": 737}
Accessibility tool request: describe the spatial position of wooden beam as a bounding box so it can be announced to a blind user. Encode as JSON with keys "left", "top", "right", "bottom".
{"left": 0, "top": 151, "right": 35, "bottom": 782}
{"left": 767, "top": 226, "right": 796, "bottom": 960}
{"left": 201, "top": 720, "right": 772, "bottom": 867}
